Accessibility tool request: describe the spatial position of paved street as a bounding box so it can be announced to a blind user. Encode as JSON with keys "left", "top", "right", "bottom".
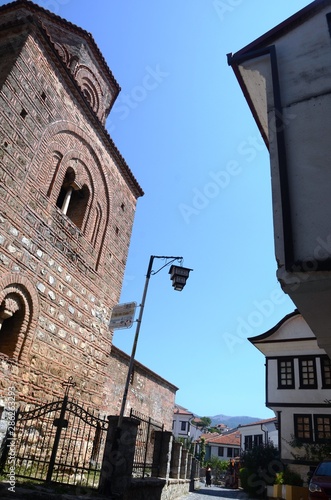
{"left": 0, "top": 480, "right": 250, "bottom": 500}
{"left": 179, "top": 483, "right": 250, "bottom": 499}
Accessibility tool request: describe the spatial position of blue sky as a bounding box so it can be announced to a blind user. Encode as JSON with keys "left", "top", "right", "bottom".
{"left": 18, "top": 0, "right": 313, "bottom": 418}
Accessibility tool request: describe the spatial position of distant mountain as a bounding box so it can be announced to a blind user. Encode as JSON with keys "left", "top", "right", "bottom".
{"left": 209, "top": 414, "right": 261, "bottom": 429}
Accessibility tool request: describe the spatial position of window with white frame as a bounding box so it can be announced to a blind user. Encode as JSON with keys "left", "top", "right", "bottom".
{"left": 299, "top": 357, "right": 317, "bottom": 389}
{"left": 314, "top": 415, "right": 331, "bottom": 442}
{"left": 278, "top": 358, "right": 294, "bottom": 388}
{"left": 294, "top": 414, "right": 313, "bottom": 442}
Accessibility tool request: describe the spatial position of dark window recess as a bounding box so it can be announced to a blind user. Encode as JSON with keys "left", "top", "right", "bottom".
{"left": 0, "top": 295, "right": 24, "bottom": 358}
{"left": 20, "top": 108, "right": 27, "bottom": 119}
{"left": 56, "top": 187, "right": 67, "bottom": 210}
{"left": 56, "top": 167, "right": 90, "bottom": 230}
{"left": 321, "top": 356, "right": 331, "bottom": 388}
{"left": 244, "top": 435, "right": 253, "bottom": 450}
{"left": 254, "top": 435, "right": 263, "bottom": 447}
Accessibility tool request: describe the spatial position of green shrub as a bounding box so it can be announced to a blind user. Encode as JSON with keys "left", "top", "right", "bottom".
{"left": 239, "top": 467, "right": 266, "bottom": 498}
{"left": 240, "top": 442, "right": 280, "bottom": 470}
{"left": 275, "top": 468, "right": 303, "bottom": 486}
{"left": 239, "top": 467, "right": 250, "bottom": 491}
{"left": 239, "top": 442, "right": 282, "bottom": 497}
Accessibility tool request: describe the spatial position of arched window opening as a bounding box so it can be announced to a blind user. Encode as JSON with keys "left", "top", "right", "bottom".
{"left": 56, "top": 167, "right": 76, "bottom": 211}
{"left": 67, "top": 184, "right": 90, "bottom": 229}
{"left": 0, "top": 293, "right": 25, "bottom": 358}
{"left": 56, "top": 168, "right": 90, "bottom": 230}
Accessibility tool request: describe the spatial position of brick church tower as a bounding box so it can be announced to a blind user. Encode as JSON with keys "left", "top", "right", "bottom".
{"left": 0, "top": 0, "right": 143, "bottom": 412}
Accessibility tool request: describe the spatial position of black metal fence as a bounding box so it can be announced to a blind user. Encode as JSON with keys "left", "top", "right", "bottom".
{"left": 0, "top": 395, "right": 108, "bottom": 488}
{"left": 130, "top": 408, "right": 164, "bottom": 478}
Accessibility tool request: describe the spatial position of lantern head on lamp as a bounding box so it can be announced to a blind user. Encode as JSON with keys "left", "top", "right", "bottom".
{"left": 169, "top": 265, "right": 193, "bottom": 291}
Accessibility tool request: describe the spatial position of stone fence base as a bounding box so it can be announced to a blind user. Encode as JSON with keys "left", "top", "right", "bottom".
{"left": 99, "top": 419, "right": 200, "bottom": 499}
{"left": 122, "top": 477, "right": 200, "bottom": 500}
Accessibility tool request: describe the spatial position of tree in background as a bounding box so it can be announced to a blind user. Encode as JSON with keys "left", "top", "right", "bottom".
{"left": 200, "top": 417, "right": 211, "bottom": 429}
{"left": 198, "top": 437, "right": 206, "bottom": 464}
{"left": 195, "top": 416, "right": 212, "bottom": 431}
{"left": 208, "top": 456, "right": 229, "bottom": 484}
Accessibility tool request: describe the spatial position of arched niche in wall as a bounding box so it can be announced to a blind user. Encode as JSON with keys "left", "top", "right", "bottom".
{"left": 74, "top": 65, "right": 104, "bottom": 122}
{"left": 0, "top": 274, "right": 39, "bottom": 361}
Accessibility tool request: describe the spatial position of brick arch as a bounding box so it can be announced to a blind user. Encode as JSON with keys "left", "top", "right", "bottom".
{"left": 34, "top": 122, "right": 110, "bottom": 203}
{"left": 31, "top": 121, "right": 112, "bottom": 268}
{"left": 0, "top": 273, "right": 40, "bottom": 362}
{"left": 53, "top": 152, "right": 95, "bottom": 235}
{"left": 53, "top": 42, "right": 71, "bottom": 67}
{"left": 74, "top": 65, "right": 103, "bottom": 120}
{"left": 46, "top": 144, "right": 106, "bottom": 248}
{"left": 48, "top": 150, "right": 94, "bottom": 200}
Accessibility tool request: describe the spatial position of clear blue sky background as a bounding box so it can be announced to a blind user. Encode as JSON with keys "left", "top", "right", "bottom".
{"left": 17, "top": 0, "right": 313, "bottom": 419}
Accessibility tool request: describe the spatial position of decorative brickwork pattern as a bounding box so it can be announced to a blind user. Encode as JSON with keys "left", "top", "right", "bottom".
{"left": 0, "top": 1, "right": 143, "bottom": 415}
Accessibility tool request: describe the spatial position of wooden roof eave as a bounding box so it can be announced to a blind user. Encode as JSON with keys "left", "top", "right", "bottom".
{"left": 247, "top": 310, "right": 300, "bottom": 344}
{"left": 227, "top": 0, "right": 331, "bottom": 151}
{"left": 227, "top": 50, "right": 270, "bottom": 149}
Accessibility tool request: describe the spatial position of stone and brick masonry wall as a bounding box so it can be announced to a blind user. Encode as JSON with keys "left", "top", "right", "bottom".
{"left": 0, "top": 20, "right": 138, "bottom": 415}
{"left": 108, "top": 347, "right": 178, "bottom": 430}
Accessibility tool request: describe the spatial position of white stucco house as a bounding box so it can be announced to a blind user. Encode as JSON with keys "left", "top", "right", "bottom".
{"left": 172, "top": 404, "right": 202, "bottom": 442}
{"left": 228, "top": 0, "right": 331, "bottom": 359}
{"left": 239, "top": 417, "right": 278, "bottom": 452}
{"left": 249, "top": 311, "right": 331, "bottom": 476}
{"left": 199, "top": 429, "right": 241, "bottom": 461}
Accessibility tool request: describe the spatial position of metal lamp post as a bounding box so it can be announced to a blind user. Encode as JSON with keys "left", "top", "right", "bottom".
{"left": 117, "top": 255, "right": 193, "bottom": 429}
{"left": 99, "top": 255, "right": 193, "bottom": 496}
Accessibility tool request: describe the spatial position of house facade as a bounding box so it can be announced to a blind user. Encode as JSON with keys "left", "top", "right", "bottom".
{"left": 200, "top": 429, "right": 241, "bottom": 461}
{"left": 228, "top": 0, "right": 331, "bottom": 359}
{"left": 239, "top": 418, "right": 278, "bottom": 452}
{"left": 249, "top": 311, "right": 331, "bottom": 477}
{"left": 172, "top": 404, "right": 202, "bottom": 441}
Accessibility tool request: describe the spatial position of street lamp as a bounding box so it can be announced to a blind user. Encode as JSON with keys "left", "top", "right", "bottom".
{"left": 169, "top": 264, "right": 192, "bottom": 291}
{"left": 117, "top": 255, "right": 193, "bottom": 429}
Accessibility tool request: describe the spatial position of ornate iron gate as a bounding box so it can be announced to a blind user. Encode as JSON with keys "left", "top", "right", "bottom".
{"left": 130, "top": 408, "right": 164, "bottom": 478}
{"left": 0, "top": 378, "right": 108, "bottom": 488}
